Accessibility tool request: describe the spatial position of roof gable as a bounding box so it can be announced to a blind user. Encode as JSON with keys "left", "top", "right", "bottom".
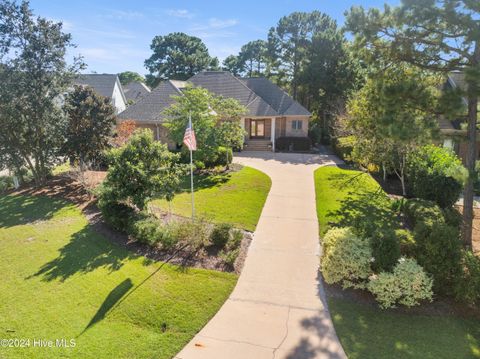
{"left": 123, "top": 81, "right": 151, "bottom": 102}
{"left": 189, "top": 71, "right": 278, "bottom": 116}
{"left": 75, "top": 74, "right": 118, "bottom": 98}
{"left": 118, "top": 80, "right": 180, "bottom": 122}
{"left": 240, "top": 77, "right": 310, "bottom": 116}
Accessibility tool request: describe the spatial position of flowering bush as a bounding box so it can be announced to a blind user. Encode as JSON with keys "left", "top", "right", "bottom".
{"left": 321, "top": 227, "right": 372, "bottom": 289}
{"left": 368, "top": 258, "right": 433, "bottom": 309}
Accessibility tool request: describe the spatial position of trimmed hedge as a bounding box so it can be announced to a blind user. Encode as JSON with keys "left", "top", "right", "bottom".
{"left": 276, "top": 137, "right": 312, "bottom": 152}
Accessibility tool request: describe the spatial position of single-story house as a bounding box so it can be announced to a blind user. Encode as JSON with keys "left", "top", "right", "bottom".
{"left": 123, "top": 81, "right": 151, "bottom": 104}
{"left": 117, "top": 71, "right": 311, "bottom": 151}
{"left": 440, "top": 71, "right": 480, "bottom": 163}
{"left": 75, "top": 74, "right": 127, "bottom": 114}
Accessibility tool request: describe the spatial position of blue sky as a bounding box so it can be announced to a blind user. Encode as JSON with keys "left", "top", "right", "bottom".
{"left": 29, "top": 0, "right": 398, "bottom": 75}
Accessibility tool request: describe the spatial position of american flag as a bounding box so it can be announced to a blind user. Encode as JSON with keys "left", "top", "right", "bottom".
{"left": 183, "top": 117, "right": 197, "bottom": 151}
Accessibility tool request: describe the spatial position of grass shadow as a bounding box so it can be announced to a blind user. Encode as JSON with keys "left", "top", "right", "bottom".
{"left": 30, "top": 225, "right": 133, "bottom": 282}
{"left": 175, "top": 172, "right": 231, "bottom": 194}
{"left": 0, "top": 194, "right": 69, "bottom": 228}
{"left": 81, "top": 278, "right": 134, "bottom": 333}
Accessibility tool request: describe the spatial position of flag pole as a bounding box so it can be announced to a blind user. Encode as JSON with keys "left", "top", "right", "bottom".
{"left": 189, "top": 112, "right": 195, "bottom": 219}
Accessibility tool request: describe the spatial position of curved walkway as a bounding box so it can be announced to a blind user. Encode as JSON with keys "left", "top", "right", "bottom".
{"left": 176, "top": 152, "right": 346, "bottom": 359}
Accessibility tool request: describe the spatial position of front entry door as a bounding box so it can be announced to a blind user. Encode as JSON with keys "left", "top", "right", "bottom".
{"left": 250, "top": 120, "right": 265, "bottom": 139}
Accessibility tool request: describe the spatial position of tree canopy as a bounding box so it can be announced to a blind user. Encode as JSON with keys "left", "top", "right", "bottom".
{"left": 163, "top": 86, "right": 246, "bottom": 167}
{"left": 346, "top": 0, "right": 480, "bottom": 246}
{"left": 0, "top": 0, "right": 83, "bottom": 184}
{"left": 62, "top": 85, "right": 116, "bottom": 168}
{"left": 144, "top": 32, "right": 218, "bottom": 83}
{"left": 118, "top": 71, "right": 144, "bottom": 85}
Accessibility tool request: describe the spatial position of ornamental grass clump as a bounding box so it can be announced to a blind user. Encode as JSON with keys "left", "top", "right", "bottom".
{"left": 321, "top": 227, "right": 372, "bottom": 289}
{"left": 368, "top": 258, "right": 433, "bottom": 309}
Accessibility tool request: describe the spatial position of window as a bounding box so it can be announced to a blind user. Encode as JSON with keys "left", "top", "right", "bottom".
{"left": 292, "top": 120, "right": 303, "bottom": 130}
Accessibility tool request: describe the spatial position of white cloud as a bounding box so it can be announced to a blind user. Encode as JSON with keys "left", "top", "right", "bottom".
{"left": 207, "top": 18, "right": 238, "bottom": 29}
{"left": 166, "top": 9, "right": 194, "bottom": 19}
{"left": 102, "top": 10, "right": 144, "bottom": 21}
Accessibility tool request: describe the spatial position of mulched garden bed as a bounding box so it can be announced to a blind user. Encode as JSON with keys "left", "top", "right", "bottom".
{"left": 12, "top": 174, "right": 253, "bottom": 274}
{"left": 324, "top": 279, "right": 480, "bottom": 320}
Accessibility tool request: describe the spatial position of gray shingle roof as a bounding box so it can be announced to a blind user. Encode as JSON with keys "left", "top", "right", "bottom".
{"left": 123, "top": 81, "right": 151, "bottom": 102}
{"left": 118, "top": 80, "right": 181, "bottom": 121}
{"left": 189, "top": 71, "right": 278, "bottom": 116}
{"left": 240, "top": 77, "right": 311, "bottom": 116}
{"left": 118, "top": 71, "right": 310, "bottom": 122}
{"left": 75, "top": 74, "right": 118, "bottom": 98}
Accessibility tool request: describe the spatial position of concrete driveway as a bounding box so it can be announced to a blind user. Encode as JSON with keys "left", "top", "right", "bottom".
{"left": 176, "top": 151, "right": 346, "bottom": 359}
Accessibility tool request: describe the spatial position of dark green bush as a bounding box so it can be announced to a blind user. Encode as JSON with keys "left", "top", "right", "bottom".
{"left": 370, "top": 230, "right": 401, "bottom": 272}
{"left": 395, "top": 229, "right": 416, "bottom": 257}
{"left": 406, "top": 145, "right": 466, "bottom": 208}
{"left": 0, "top": 175, "right": 13, "bottom": 192}
{"left": 227, "top": 229, "right": 243, "bottom": 250}
{"left": 403, "top": 198, "right": 444, "bottom": 227}
{"left": 98, "top": 199, "right": 135, "bottom": 232}
{"left": 332, "top": 136, "right": 355, "bottom": 161}
{"left": 210, "top": 223, "right": 233, "bottom": 248}
{"left": 171, "top": 219, "right": 210, "bottom": 250}
{"left": 442, "top": 207, "right": 463, "bottom": 229}
{"left": 131, "top": 216, "right": 162, "bottom": 245}
{"left": 275, "top": 137, "right": 312, "bottom": 152}
{"left": 454, "top": 250, "right": 480, "bottom": 305}
{"left": 415, "top": 223, "right": 462, "bottom": 295}
{"left": 181, "top": 146, "right": 232, "bottom": 168}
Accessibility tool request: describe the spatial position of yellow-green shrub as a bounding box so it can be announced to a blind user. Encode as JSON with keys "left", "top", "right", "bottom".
{"left": 368, "top": 258, "right": 433, "bottom": 309}
{"left": 321, "top": 227, "right": 372, "bottom": 289}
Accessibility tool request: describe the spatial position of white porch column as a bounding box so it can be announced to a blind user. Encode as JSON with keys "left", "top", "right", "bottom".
{"left": 271, "top": 117, "right": 276, "bottom": 152}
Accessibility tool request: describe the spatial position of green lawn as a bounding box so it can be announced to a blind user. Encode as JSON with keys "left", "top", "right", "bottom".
{"left": 0, "top": 194, "right": 237, "bottom": 359}
{"left": 314, "top": 165, "right": 381, "bottom": 236}
{"left": 315, "top": 165, "right": 480, "bottom": 358}
{"left": 329, "top": 297, "right": 480, "bottom": 359}
{"left": 151, "top": 166, "right": 271, "bottom": 231}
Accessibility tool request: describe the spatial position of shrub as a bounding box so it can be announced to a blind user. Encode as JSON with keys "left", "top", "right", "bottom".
{"left": 321, "top": 227, "right": 373, "bottom": 289}
{"left": 406, "top": 145, "right": 466, "bottom": 208}
{"left": 332, "top": 136, "right": 355, "bottom": 161}
{"left": 220, "top": 248, "right": 240, "bottom": 268}
{"left": 442, "top": 207, "right": 463, "bottom": 229}
{"left": 227, "top": 229, "right": 243, "bottom": 250}
{"left": 454, "top": 250, "right": 480, "bottom": 305}
{"left": 130, "top": 216, "right": 178, "bottom": 249}
{"left": 170, "top": 219, "right": 210, "bottom": 250}
{"left": 275, "top": 137, "right": 312, "bottom": 152}
{"left": 403, "top": 198, "right": 444, "bottom": 227}
{"left": 131, "top": 216, "right": 162, "bottom": 245}
{"left": 0, "top": 175, "right": 13, "bottom": 192}
{"left": 368, "top": 258, "right": 433, "bottom": 309}
{"left": 395, "top": 229, "right": 416, "bottom": 257}
{"left": 210, "top": 223, "right": 233, "bottom": 248}
{"left": 214, "top": 147, "right": 233, "bottom": 166}
{"left": 370, "top": 230, "right": 401, "bottom": 272}
{"left": 415, "top": 223, "right": 462, "bottom": 295}
{"left": 97, "top": 199, "right": 135, "bottom": 232}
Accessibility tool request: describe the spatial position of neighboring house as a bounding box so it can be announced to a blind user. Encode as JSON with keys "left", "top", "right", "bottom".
{"left": 440, "top": 71, "right": 480, "bottom": 163}
{"left": 123, "top": 81, "right": 151, "bottom": 104}
{"left": 75, "top": 74, "right": 127, "bottom": 114}
{"left": 118, "top": 71, "right": 311, "bottom": 151}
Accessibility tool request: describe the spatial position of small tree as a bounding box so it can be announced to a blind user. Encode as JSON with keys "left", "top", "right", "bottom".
{"left": 346, "top": 65, "right": 441, "bottom": 195}
{"left": 102, "top": 129, "right": 184, "bottom": 211}
{"left": 62, "top": 85, "right": 116, "bottom": 170}
{"left": 118, "top": 71, "right": 144, "bottom": 85}
{"left": 163, "top": 87, "right": 246, "bottom": 167}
